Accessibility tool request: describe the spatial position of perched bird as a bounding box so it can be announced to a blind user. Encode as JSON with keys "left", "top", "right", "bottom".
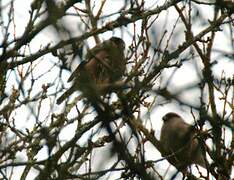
{"left": 160, "top": 112, "right": 206, "bottom": 171}
{"left": 57, "top": 37, "right": 126, "bottom": 104}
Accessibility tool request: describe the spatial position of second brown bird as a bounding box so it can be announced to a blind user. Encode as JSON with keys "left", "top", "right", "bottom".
{"left": 160, "top": 112, "right": 206, "bottom": 171}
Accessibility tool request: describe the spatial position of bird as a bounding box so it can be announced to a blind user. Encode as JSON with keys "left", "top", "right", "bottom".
{"left": 57, "top": 37, "right": 126, "bottom": 104}
{"left": 160, "top": 112, "right": 206, "bottom": 171}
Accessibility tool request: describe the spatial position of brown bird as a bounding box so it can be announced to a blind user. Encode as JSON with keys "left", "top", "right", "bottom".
{"left": 160, "top": 112, "right": 206, "bottom": 171}
{"left": 57, "top": 37, "right": 126, "bottom": 104}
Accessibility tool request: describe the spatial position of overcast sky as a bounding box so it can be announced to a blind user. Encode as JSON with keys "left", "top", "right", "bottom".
{"left": 1, "top": 0, "right": 234, "bottom": 179}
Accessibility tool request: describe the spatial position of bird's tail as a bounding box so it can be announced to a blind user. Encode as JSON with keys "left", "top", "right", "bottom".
{"left": 56, "top": 86, "right": 76, "bottom": 105}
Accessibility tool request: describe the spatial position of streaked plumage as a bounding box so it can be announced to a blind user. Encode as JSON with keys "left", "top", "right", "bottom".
{"left": 57, "top": 37, "right": 126, "bottom": 104}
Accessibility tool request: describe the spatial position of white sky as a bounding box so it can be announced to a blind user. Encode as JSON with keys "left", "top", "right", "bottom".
{"left": 1, "top": 0, "right": 234, "bottom": 179}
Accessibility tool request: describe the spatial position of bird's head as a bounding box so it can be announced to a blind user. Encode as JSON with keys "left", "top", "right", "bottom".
{"left": 110, "top": 37, "right": 125, "bottom": 50}
{"left": 162, "top": 112, "right": 181, "bottom": 122}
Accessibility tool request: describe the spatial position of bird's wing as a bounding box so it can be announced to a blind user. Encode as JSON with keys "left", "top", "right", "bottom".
{"left": 67, "top": 43, "right": 105, "bottom": 83}
{"left": 177, "top": 121, "right": 195, "bottom": 141}
{"left": 84, "top": 50, "right": 111, "bottom": 77}
{"left": 67, "top": 39, "right": 114, "bottom": 83}
{"left": 67, "top": 61, "right": 87, "bottom": 82}
{"left": 67, "top": 49, "right": 111, "bottom": 83}
{"left": 92, "top": 50, "right": 112, "bottom": 70}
